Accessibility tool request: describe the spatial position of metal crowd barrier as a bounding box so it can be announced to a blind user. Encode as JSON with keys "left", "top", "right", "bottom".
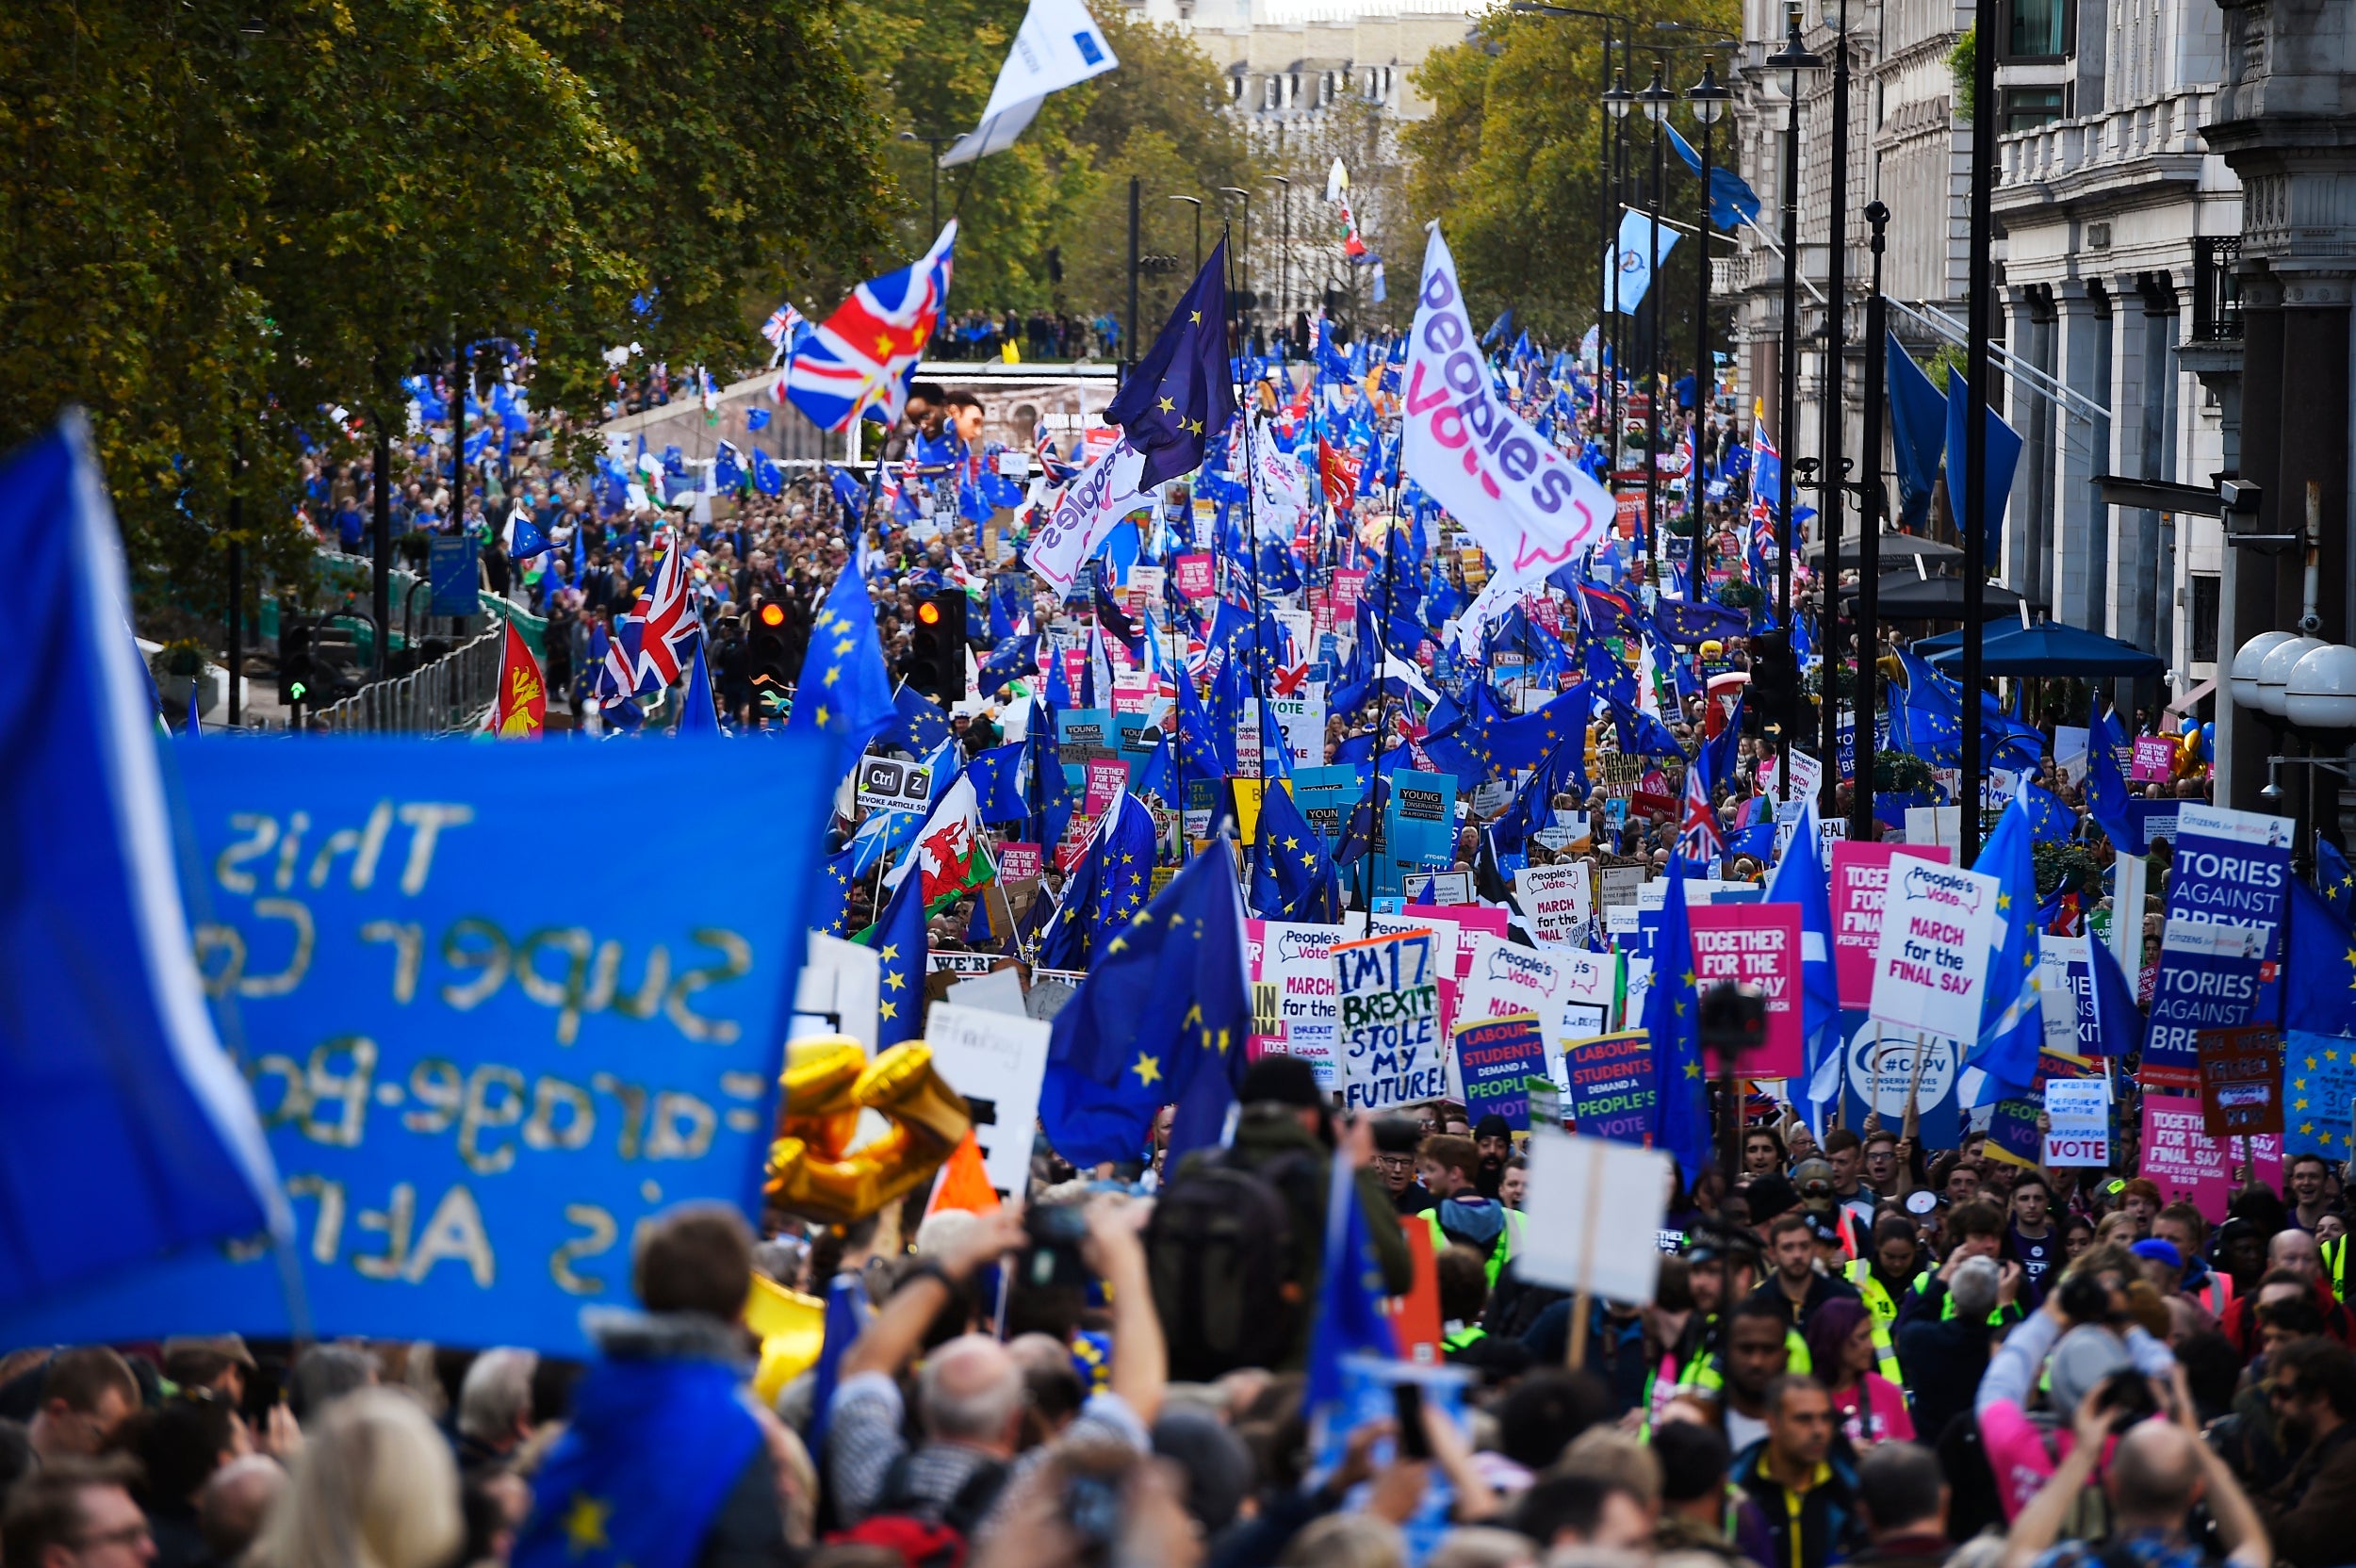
{"left": 313, "top": 627, "right": 503, "bottom": 734}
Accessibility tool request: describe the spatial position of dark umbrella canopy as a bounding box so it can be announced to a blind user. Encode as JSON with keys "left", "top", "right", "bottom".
{"left": 1923, "top": 619, "right": 2167, "bottom": 678}
{"left": 1849, "top": 570, "right": 2021, "bottom": 621}
{"left": 1805, "top": 530, "right": 1962, "bottom": 569}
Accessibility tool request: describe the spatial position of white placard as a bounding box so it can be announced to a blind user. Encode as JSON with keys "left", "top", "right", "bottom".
{"left": 924, "top": 1002, "right": 1054, "bottom": 1197}
{"left": 1458, "top": 934, "right": 1616, "bottom": 1087}
{"left": 856, "top": 754, "right": 935, "bottom": 816}
{"left": 1252, "top": 920, "right": 1350, "bottom": 1086}
{"left": 793, "top": 930, "right": 880, "bottom": 1054}
{"left": 1516, "top": 861, "right": 1596, "bottom": 946}
{"left": 1267, "top": 692, "right": 1327, "bottom": 771}
{"left": 1598, "top": 863, "right": 1647, "bottom": 909}
{"left": 2044, "top": 1077, "right": 2112, "bottom": 1167}
{"left": 1867, "top": 859, "right": 2002, "bottom": 1035}
{"left": 944, "top": 967, "right": 1028, "bottom": 1018}
{"left": 1759, "top": 746, "right": 1824, "bottom": 804}
{"left": 1904, "top": 805, "right": 1964, "bottom": 849}
{"left": 1519, "top": 1131, "right": 1673, "bottom": 1302}
{"left": 2035, "top": 938, "right": 2082, "bottom": 1055}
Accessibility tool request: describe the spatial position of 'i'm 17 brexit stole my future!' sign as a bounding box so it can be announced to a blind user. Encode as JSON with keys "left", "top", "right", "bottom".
{"left": 0, "top": 739, "right": 831, "bottom": 1356}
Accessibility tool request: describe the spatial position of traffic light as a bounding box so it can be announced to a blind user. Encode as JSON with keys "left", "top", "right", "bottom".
{"left": 907, "top": 590, "right": 968, "bottom": 708}
{"left": 747, "top": 593, "right": 793, "bottom": 711}
{"left": 1743, "top": 629, "right": 1793, "bottom": 738}
{"left": 279, "top": 623, "right": 316, "bottom": 710}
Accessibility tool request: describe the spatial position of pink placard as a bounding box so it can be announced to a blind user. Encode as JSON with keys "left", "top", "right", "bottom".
{"left": 2132, "top": 736, "right": 2177, "bottom": 783}
{"left": 2141, "top": 1095, "right": 2236, "bottom": 1222}
{"left": 1829, "top": 841, "right": 1955, "bottom": 1009}
{"left": 1332, "top": 567, "right": 1368, "bottom": 616}
{"left": 1062, "top": 648, "right": 1088, "bottom": 693}
{"left": 1084, "top": 759, "right": 1129, "bottom": 815}
{"left": 1688, "top": 905, "right": 1804, "bottom": 1077}
{"left": 1174, "top": 553, "right": 1216, "bottom": 598}
{"left": 996, "top": 842, "right": 1043, "bottom": 883}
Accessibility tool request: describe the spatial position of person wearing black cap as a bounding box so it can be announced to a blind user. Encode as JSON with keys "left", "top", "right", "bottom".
{"left": 1371, "top": 1115, "right": 1435, "bottom": 1215}
{"left": 1167, "top": 1054, "right": 1412, "bottom": 1369}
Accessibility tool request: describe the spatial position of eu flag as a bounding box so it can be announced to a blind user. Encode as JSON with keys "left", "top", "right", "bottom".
{"left": 862, "top": 854, "right": 927, "bottom": 1047}
{"left": 1104, "top": 241, "right": 1238, "bottom": 487}
{"left": 1039, "top": 839, "right": 1252, "bottom": 1168}
{"left": 786, "top": 558, "right": 896, "bottom": 758}
{"left": 888, "top": 680, "right": 952, "bottom": 756}
{"left": 1249, "top": 779, "right": 1341, "bottom": 923}
{"left": 1302, "top": 1136, "right": 1399, "bottom": 1414}
{"left": 1036, "top": 792, "right": 1156, "bottom": 970}
{"left": 966, "top": 741, "right": 1030, "bottom": 824}
{"left": 1960, "top": 790, "right": 2045, "bottom": 1104}
{"left": 1644, "top": 859, "right": 1713, "bottom": 1184}
{"left": 2318, "top": 837, "right": 2356, "bottom": 923}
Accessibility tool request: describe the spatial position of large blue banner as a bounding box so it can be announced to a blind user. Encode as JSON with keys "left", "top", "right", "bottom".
{"left": 2144, "top": 805, "right": 2292, "bottom": 1087}
{"left": 0, "top": 738, "right": 831, "bottom": 1356}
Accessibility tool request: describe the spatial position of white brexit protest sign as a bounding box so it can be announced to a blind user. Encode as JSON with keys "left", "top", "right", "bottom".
{"left": 1457, "top": 934, "right": 1613, "bottom": 1089}
{"left": 924, "top": 1003, "right": 1053, "bottom": 1197}
{"left": 1867, "top": 858, "right": 2001, "bottom": 1036}
{"left": 1333, "top": 925, "right": 1448, "bottom": 1112}
{"left": 1519, "top": 1132, "right": 1673, "bottom": 1303}
{"left": 1514, "top": 861, "right": 1596, "bottom": 947}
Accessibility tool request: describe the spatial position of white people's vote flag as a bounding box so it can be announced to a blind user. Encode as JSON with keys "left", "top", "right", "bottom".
{"left": 941, "top": 0, "right": 1119, "bottom": 166}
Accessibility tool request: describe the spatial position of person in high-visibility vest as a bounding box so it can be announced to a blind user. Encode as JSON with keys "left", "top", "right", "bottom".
{"left": 2153, "top": 1200, "right": 2234, "bottom": 1321}
{"left": 1417, "top": 1134, "right": 1525, "bottom": 1287}
{"left": 1841, "top": 1214, "right": 1922, "bottom": 1387}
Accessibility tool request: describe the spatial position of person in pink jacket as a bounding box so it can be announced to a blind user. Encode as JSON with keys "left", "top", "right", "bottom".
{"left": 1806, "top": 1298, "right": 1914, "bottom": 1449}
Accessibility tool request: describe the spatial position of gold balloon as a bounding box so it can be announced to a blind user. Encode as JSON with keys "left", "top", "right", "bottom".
{"left": 744, "top": 1274, "right": 827, "bottom": 1408}
{"left": 763, "top": 1034, "right": 972, "bottom": 1225}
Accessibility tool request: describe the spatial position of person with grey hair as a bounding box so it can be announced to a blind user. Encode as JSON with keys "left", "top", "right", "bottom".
{"left": 455, "top": 1349, "right": 538, "bottom": 1473}
{"left": 1897, "top": 1255, "right": 2002, "bottom": 1445}
{"left": 286, "top": 1345, "right": 378, "bottom": 1427}
{"left": 198, "top": 1454, "right": 286, "bottom": 1567}
{"left": 824, "top": 1197, "right": 1166, "bottom": 1533}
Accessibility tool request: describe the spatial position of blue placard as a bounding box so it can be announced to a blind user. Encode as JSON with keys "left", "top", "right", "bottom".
{"left": 0, "top": 739, "right": 830, "bottom": 1354}
{"left": 2144, "top": 807, "right": 2292, "bottom": 1083}
{"left": 429, "top": 535, "right": 479, "bottom": 615}
{"left": 1835, "top": 1010, "right": 1963, "bottom": 1151}
{"left": 1454, "top": 1015, "right": 1548, "bottom": 1130}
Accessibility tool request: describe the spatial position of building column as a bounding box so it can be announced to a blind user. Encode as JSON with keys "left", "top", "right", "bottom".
{"left": 2050, "top": 280, "right": 2109, "bottom": 634}
{"left": 2004, "top": 289, "right": 2044, "bottom": 598}
{"left": 2271, "top": 268, "right": 2351, "bottom": 835}
{"left": 2219, "top": 267, "right": 2283, "bottom": 810}
{"left": 2106, "top": 274, "right": 2162, "bottom": 704}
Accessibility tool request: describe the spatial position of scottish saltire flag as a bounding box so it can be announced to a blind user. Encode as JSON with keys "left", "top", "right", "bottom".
{"left": 784, "top": 223, "right": 957, "bottom": 432}
{"left": 1958, "top": 789, "right": 2046, "bottom": 1107}
{"left": 1039, "top": 838, "right": 1251, "bottom": 1168}
{"left": 3, "top": 418, "right": 288, "bottom": 1308}
{"left": 1765, "top": 801, "right": 1842, "bottom": 1104}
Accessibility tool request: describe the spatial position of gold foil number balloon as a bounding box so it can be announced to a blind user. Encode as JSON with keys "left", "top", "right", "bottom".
{"left": 763, "top": 1034, "right": 971, "bottom": 1224}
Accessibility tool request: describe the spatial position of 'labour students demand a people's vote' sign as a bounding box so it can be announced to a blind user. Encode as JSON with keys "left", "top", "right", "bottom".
{"left": 0, "top": 740, "right": 830, "bottom": 1356}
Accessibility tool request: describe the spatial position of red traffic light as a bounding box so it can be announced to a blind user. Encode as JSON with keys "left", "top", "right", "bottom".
{"left": 759, "top": 601, "right": 786, "bottom": 628}
{"left": 917, "top": 600, "right": 941, "bottom": 627}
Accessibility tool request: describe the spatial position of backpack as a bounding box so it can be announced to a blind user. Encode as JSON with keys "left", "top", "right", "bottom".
{"left": 1146, "top": 1150, "right": 1316, "bottom": 1380}
{"left": 826, "top": 1452, "right": 1008, "bottom": 1568}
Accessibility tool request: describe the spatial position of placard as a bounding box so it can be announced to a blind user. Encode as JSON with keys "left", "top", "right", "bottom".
{"left": 924, "top": 1003, "right": 1053, "bottom": 1197}
{"left": 1267, "top": 693, "right": 1328, "bottom": 770}
{"left": 1457, "top": 935, "right": 1614, "bottom": 1086}
{"left": 1516, "top": 861, "right": 1596, "bottom": 947}
{"left": 2284, "top": 1032, "right": 2356, "bottom": 1159}
{"left": 1173, "top": 553, "right": 1216, "bottom": 598}
{"left": 1518, "top": 1132, "right": 1672, "bottom": 1303}
{"left": 855, "top": 755, "right": 935, "bottom": 816}
{"left": 1401, "top": 869, "right": 1474, "bottom": 905}
{"left": 2132, "top": 736, "right": 2177, "bottom": 783}
{"left": 2199, "top": 1024, "right": 2284, "bottom": 1136}
{"left": 1868, "top": 859, "right": 1999, "bottom": 1034}
{"left": 1829, "top": 842, "right": 1953, "bottom": 1008}
{"left": 1055, "top": 708, "right": 1117, "bottom": 762}
{"left": 1247, "top": 920, "right": 1349, "bottom": 1086}
{"left": 1562, "top": 1031, "right": 1654, "bottom": 1144}
{"left": 2044, "top": 1078, "right": 2112, "bottom": 1166}
{"left": 1084, "top": 759, "right": 1129, "bottom": 816}
{"left": 1334, "top": 926, "right": 1448, "bottom": 1112}
{"left": 1688, "top": 905, "right": 1803, "bottom": 1077}
{"left": 1453, "top": 1014, "right": 1548, "bottom": 1130}
{"left": 23, "top": 740, "right": 830, "bottom": 1355}
{"left": 996, "top": 842, "right": 1043, "bottom": 884}
{"left": 1598, "top": 863, "right": 1647, "bottom": 909}
{"left": 2145, "top": 805, "right": 2293, "bottom": 1088}
{"left": 1759, "top": 746, "right": 1823, "bottom": 805}
{"left": 2141, "top": 1094, "right": 2238, "bottom": 1222}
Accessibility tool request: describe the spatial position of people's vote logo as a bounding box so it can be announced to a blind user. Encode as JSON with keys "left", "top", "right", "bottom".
{"left": 1903, "top": 864, "right": 1983, "bottom": 916}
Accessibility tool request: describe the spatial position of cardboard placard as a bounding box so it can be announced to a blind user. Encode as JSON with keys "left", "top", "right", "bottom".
{"left": 1563, "top": 1030, "right": 1655, "bottom": 1144}
{"left": 2199, "top": 1024, "right": 2284, "bottom": 1135}
{"left": 1453, "top": 1014, "right": 1548, "bottom": 1130}
{"left": 1688, "top": 904, "right": 1804, "bottom": 1077}
{"left": 1518, "top": 1131, "right": 1672, "bottom": 1302}
{"left": 924, "top": 1002, "right": 1053, "bottom": 1197}
{"left": 1247, "top": 919, "right": 1349, "bottom": 1087}
{"left": 1516, "top": 861, "right": 1597, "bottom": 947}
{"left": 2044, "top": 1077, "right": 2112, "bottom": 1166}
{"left": 1334, "top": 926, "right": 1448, "bottom": 1112}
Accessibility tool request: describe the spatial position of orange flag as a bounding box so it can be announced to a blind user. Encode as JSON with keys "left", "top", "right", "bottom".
{"left": 924, "top": 1131, "right": 1000, "bottom": 1216}
{"left": 490, "top": 620, "right": 546, "bottom": 739}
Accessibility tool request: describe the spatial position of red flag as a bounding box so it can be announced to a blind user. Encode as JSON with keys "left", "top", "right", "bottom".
{"left": 490, "top": 620, "right": 546, "bottom": 739}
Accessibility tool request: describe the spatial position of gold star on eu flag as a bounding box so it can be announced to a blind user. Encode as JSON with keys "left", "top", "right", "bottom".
{"left": 1132, "top": 1053, "right": 1163, "bottom": 1086}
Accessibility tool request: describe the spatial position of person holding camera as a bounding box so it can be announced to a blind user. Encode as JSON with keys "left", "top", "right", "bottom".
{"left": 1977, "top": 1251, "right": 2182, "bottom": 1523}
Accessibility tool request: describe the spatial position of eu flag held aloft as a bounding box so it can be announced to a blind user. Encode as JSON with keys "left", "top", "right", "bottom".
{"left": 1104, "top": 240, "right": 1238, "bottom": 487}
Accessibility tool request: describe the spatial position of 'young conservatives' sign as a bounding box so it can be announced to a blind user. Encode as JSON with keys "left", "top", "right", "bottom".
{"left": 0, "top": 742, "right": 830, "bottom": 1356}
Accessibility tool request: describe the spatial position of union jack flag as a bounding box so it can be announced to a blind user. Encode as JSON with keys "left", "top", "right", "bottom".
{"left": 761, "top": 301, "right": 805, "bottom": 349}
{"left": 628, "top": 534, "right": 700, "bottom": 688}
{"left": 1677, "top": 755, "right": 1724, "bottom": 870}
{"left": 782, "top": 223, "right": 957, "bottom": 433}
{"left": 1034, "top": 424, "right": 1076, "bottom": 485}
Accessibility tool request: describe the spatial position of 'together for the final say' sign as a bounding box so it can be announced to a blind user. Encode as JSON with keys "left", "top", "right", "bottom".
{"left": 1868, "top": 859, "right": 2001, "bottom": 1037}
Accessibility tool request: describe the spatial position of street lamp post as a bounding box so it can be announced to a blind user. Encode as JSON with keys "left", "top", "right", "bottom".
{"left": 1854, "top": 201, "right": 1891, "bottom": 844}
{"left": 1640, "top": 63, "right": 1676, "bottom": 590}
{"left": 1217, "top": 187, "right": 1252, "bottom": 310}
{"left": 1603, "top": 68, "right": 1634, "bottom": 482}
{"left": 1962, "top": 0, "right": 1998, "bottom": 863}
{"left": 897, "top": 131, "right": 956, "bottom": 235}
{"left": 1269, "top": 175, "right": 1293, "bottom": 339}
{"left": 1688, "top": 60, "right": 1731, "bottom": 600}
{"left": 1170, "top": 195, "right": 1203, "bottom": 272}
{"left": 1768, "top": 22, "right": 1824, "bottom": 796}
{"left": 1819, "top": 0, "right": 1853, "bottom": 819}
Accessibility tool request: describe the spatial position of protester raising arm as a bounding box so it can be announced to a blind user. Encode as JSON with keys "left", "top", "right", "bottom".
{"left": 1081, "top": 1194, "right": 1167, "bottom": 1429}
{"left": 838, "top": 1206, "right": 1026, "bottom": 1385}
{"left": 1999, "top": 1389, "right": 2107, "bottom": 1568}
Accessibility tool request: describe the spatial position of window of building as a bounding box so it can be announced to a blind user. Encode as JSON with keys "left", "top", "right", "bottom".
{"left": 2004, "top": 0, "right": 2070, "bottom": 57}
{"left": 2004, "top": 86, "right": 2067, "bottom": 128}
{"left": 2190, "top": 574, "right": 2220, "bottom": 663}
